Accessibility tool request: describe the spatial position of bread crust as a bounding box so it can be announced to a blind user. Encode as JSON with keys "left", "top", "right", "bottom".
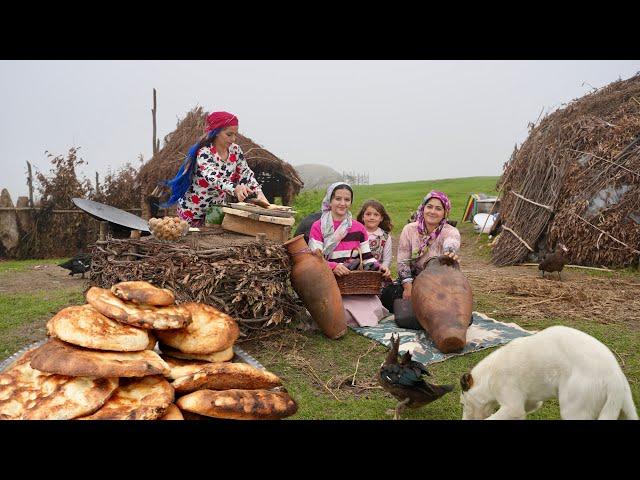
{"left": 47, "top": 304, "right": 152, "bottom": 352}
{"left": 30, "top": 339, "right": 170, "bottom": 378}
{"left": 154, "top": 303, "right": 239, "bottom": 354}
{"left": 111, "top": 281, "right": 175, "bottom": 306}
{"left": 172, "top": 362, "right": 282, "bottom": 394}
{"left": 86, "top": 287, "right": 191, "bottom": 330}
{"left": 177, "top": 389, "right": 298, "bottom": 420}
{"left": 159, "top": 344, "right": 235, "bottom": 363}
{"left": 0, "top": 348, "right": 119, "bottom": 420}
{"left": 78, "top": 376, "right": 174, "bottom": 420}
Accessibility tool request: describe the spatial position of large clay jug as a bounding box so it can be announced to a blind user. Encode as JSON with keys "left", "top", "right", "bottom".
{"left": 411, "top": 255, "right": 473, "bottom": 353}
{"left": 284, "top": 234, "right": 347, "bottom": 339}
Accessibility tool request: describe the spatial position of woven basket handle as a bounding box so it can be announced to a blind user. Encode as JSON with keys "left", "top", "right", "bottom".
{"left": 349, "top": 247, "right": 364, "bottom": 270}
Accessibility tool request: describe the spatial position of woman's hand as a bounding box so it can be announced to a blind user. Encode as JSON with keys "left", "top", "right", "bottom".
{"left": 379, "top": 265, "right": 392, "bottom": 280}
{"left": 333, "top": 263, "right": 351, "bottom": 277}
{"left": 402, "top": 282, "right": 412, "bottom": 300}
{"left": 444, "top": 251, "right": 460, "bottom": 263}
{"left": 234, "top": 184, "right": 251, "bottom": 202}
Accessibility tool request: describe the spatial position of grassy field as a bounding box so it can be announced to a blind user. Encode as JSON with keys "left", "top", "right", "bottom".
{"left": 1, "top": 176, "right": 638, "bottom": 420}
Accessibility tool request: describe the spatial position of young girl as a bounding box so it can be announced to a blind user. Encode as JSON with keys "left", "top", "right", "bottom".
{"left": 308, "top": 183, "right": 391, "bottom": 327}
{"left": 356, "top": 200, "right": 393, "bottom": 269}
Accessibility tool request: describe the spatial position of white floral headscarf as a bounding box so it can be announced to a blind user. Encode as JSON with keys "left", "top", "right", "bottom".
{"left": 320, "top": 182, "right": 353, "bottom": 257}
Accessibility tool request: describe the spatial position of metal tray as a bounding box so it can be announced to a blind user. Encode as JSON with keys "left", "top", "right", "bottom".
{"left": 0, "top": 339, "right": 265, "bottom": 374}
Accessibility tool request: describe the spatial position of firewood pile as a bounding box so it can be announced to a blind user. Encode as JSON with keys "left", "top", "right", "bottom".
{"left": 493, "top": 73, "right": 640, "bottom": 268}
{"left": 89, "top": 227, "right": 305, "bottom": 336}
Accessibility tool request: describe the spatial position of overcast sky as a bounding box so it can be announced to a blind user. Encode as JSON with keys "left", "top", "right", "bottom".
{"left": 1, "top": 60, "right": 639, "bottom": 201}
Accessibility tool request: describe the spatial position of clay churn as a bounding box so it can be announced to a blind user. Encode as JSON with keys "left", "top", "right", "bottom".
{"left": 411, "top": 255, "right": 473, "bottom": 353}
{"left": 284, "top": 234, "right": 346, "bottom": 339}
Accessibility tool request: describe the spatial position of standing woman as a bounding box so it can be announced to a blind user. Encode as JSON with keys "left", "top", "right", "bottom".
{"left": 308, "top": 182, "right": 392, "bottom": 328}
{"left": 161, "top": 111, "right": 270, "bottom": 227}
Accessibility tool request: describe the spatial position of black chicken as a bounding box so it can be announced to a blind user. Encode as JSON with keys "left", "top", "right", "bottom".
{"left": 58, "top": 253, "right": 91, "bottom": 278}
{"left": 378, "top": 334, "right": 454, "bottom": 419}
{"left": 538, "top": 243, "right": 568, "bottom": 280}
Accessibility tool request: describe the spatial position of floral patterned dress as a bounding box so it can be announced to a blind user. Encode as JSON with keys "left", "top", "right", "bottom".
{"left": 176, "top": 143, "right": 261, "bottom": 227}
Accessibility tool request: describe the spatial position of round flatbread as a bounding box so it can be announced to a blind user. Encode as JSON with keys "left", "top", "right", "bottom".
{"left": 78, "top": 376, "right": 174, "bottom": 420}
{"left": 177, "top": 389, "right": 298, "bottom": 420}
{"left": 154, "top": 303, "right": 239, "bottom": 354}
{"left": 30, "top": 339, "right": 170, "bottom": 378}
{"left": 172, "top": 362, "right": 282, "bottom": 394}
{"left": 0, "top": 348, "right": 118, "bottom": 420}
{"left": 47, "top": 304, "right": 153, "bottom": 352}
{"left": 159, "top": 403, "right": 184, "bottom": 420}
{"left": 159, "top": 344, "right": 235, "bottom": 363}
{"left": 86, "top": 287, "right": 191, "bottom": 330}
{"left": 161, "top": 356, "right": 210, "bottom": 381}
{"left": 111, "top": 281, "right": 175, "bottom": 306}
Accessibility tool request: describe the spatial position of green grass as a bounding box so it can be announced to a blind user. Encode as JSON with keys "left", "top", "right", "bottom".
{"left": 0, "top": 258, "right": 68, "bottom": 273}
{"left": 245, "top": 307, "right": 640, "bottom": 420}
{"left": 0, "top": 290, "right": 84, "bottom": 360}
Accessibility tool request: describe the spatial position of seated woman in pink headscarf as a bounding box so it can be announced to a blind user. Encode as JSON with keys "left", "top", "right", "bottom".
{"left": 161, "top": 111, "right": 270, "bottom": 227}
{"left": 308, "top": 182, "right": 392, "bottom": 328}
{"left": 381, "top": 191, "right": 461, "bottom": 312}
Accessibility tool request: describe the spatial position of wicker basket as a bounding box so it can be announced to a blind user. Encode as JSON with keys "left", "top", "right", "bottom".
{"left": 335, "top": 248, "right": 383, "bottom": 295}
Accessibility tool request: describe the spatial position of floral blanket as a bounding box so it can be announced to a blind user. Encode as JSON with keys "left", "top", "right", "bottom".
{"left": 350, "top": 311, "right": 534, "bottom": 365}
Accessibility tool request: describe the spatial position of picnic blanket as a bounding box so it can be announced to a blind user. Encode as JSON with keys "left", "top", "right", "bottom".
{"left": 350, "top": 311, "right": 534, "bottom": 365}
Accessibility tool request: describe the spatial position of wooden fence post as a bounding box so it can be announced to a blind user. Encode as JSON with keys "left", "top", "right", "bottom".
{"left": 152, "top": 88, "right": 159, "bottom": 156}
{"left": 26, "top": 161, "right": 34, "bottom": 208}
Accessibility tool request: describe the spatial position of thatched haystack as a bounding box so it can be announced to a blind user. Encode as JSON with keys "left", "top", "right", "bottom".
{"left": 89, "top": 227, "right": 305, "bottom": 336}
{"left": 136, "top": 107, "right": 303, "bottom": 209}
{"left": 492, "top": 74, "right": 640, "bottom": 268}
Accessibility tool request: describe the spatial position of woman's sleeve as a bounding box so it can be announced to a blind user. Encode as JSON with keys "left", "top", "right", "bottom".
{"left": 442, "top": 226, "right": 461, "bottom": 253}
{"left": 397, "top": 226, "right": 413, "bottom": 283}
{"left": 236, "top": 148, "right": 262, "bottom": 192}
{"left": 382, "top": 235, "right": 393, "bottom": 269}
{"left": 200, "top": 149, "right": 236, "bottom": 197}
{"left": 309, "top": 221, "right": 336, "bottom": 270}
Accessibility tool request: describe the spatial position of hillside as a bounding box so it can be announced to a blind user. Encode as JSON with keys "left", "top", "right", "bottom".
{"left": 294, "top": 164, "right": 343, "bottom": 191}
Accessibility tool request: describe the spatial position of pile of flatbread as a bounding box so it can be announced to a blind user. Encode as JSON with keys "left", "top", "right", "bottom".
{"left": 0, "top": 281, "right": 298, "bottom": 420}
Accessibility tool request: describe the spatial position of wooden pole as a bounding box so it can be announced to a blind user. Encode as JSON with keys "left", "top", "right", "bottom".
{"left": 26, "top": 161, "right": 34, "bottom": 207}
{"left": 502, "top": 225, "right": 534, "bottom": 252}
{"left": 152, "top": 88, "right": 158, "bottom": 156}
{"left": 99, "top": 221, "right": 109, "bottom": 241}
{"left": 509, "top": 190, "right": 554, "bottom": 212}
{"left": 95, "top": 172, "right": 100, "bottom": 196}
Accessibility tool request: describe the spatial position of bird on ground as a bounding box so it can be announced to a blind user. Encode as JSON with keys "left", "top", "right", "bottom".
{"left": 538, "top": 243, "right": 569, "bottom": 280}
{"left": 378, "top": 334, "right": 454, "bottom": 419}
{"left": 58, "top": 253, "right": 91, "bottom": 278}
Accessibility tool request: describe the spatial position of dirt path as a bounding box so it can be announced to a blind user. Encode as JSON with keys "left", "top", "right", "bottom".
{"left": 0, "top": 264, "right": 88, "bottom": 296}
{"left": 389, "top": 225, "right": 640, "bottom": 329}
{"left": 458, "top": 229, "right": 640, "bottom": 329}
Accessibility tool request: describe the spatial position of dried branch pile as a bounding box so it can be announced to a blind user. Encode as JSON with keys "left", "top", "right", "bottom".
{"left": 493, "top": 74, "right": 640, "bottom": 268}
{"left": 89, "top": 228, "right": 305, "bottom": 336}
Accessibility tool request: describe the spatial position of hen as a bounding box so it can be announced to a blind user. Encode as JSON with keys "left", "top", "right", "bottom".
{"left": 58, "top": 253, "right": 91, "bottom": 278}
{"left": 378, "top": 334, "right": 454, "bottom": 419}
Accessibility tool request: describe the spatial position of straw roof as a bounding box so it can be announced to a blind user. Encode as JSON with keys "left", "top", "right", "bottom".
{"left": 137, "top": 107, "right": 303, "bottom": 205}
{"left": 492, "top": 73, "right": 640, "bottom": 268}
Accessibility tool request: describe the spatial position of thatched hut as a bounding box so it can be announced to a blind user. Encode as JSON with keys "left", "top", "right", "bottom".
{"left": 136, "top": 107, "right": 303, "bottom": 212}
{"left": 492, "top": 74, "right": 640, "bottom": 268}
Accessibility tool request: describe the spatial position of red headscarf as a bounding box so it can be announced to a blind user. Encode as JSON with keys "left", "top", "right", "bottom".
{"left": 205, "top": 111, "right": 239, "bottom": 133}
